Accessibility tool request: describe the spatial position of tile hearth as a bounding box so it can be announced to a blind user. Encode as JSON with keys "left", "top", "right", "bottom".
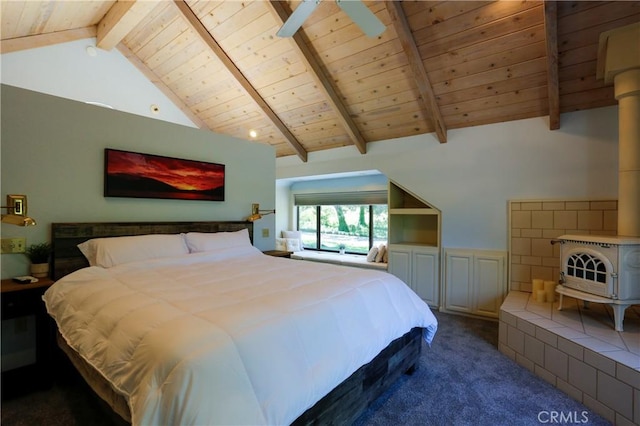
{"left": 499, "top": 291, "right": 639, "bottom": 425}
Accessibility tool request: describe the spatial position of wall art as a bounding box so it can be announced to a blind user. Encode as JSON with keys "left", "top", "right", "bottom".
{"left": 104, "top": 148, "right": 225, "bottom": 201}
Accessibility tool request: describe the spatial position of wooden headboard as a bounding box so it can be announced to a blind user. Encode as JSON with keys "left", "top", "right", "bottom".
{"left": 51, "top": 221, "right": 253, "bottom": 280}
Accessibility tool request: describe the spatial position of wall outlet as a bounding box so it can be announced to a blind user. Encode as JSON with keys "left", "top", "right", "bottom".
{"left": 1, "top": 237, "right": 26, "bottom": 254}
{"left": 262, "top": 228, "right": 270, "bottom": 238}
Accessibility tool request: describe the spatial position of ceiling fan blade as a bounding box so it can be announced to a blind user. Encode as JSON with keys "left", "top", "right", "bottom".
{"left": 336, "top": 0, "right": 385, "bottom": 37}
{"left": 276, "top": 0, "right": 320, "bottom": 37}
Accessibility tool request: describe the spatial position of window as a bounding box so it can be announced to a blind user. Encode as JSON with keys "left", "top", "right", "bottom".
{"left": 567, "top": 252, "right": 607, "bottom": 284}
{"left": 295, "top": 191, "right": 387, "bottom": 255}
{"left": 298, "top": 205, "right": 318, "bottom": 249}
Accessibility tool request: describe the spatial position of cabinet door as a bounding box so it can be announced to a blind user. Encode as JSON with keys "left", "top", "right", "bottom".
{"left": 444, "top": 249, "right": 507, "bottom": 318}
{"left": 474, "top": 254, "right": 505, "bottom": 317}
{"left": 412, "top": 248, "right": 439, "bottom": 306}
{"left": 444, "top": 250, "right": 473, "bottom": 313}
{"left": 388, "top": 247, "right": 411, "bottom": 288}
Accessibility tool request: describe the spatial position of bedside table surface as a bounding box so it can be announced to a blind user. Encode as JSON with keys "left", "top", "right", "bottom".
{"left": 1, "top": 278, "right": 55, "bottom": 293}
{"left": 263, "top": 250, "right": 293, "bottom": 258}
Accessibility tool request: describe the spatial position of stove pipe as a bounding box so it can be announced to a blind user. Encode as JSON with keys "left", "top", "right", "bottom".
{"left": 597, "top": 23, "right": 640, "bottom": 238}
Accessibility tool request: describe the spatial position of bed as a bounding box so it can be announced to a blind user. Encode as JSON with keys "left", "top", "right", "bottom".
{"left": 44, "top": 221, "right": 438, "bottom": 425}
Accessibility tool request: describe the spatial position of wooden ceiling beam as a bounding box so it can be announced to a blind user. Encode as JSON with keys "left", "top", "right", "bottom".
{"left": 116, "top": 42, "right": 208, "bottom": 129}
{"left": 267, "top": 1, "right": 367, "bottom": 155}
{"left": 0, "top": 27, "right": 96, "bottom": 54}
{"left": 544, "top": 1, "right": 560, "bottom": 130}
{"left": 97, "top": 0, "right": 161, "bottom": 51}
{"left": 385, "top": 1, "right": 447, "bottom": 143}
{"left": 173, "top": 0, "right": 308, "bottom": 162}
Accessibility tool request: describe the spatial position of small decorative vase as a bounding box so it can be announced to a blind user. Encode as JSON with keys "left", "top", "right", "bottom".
{"left": 30, "top": 263, "right": 49, "bottom": 278}
{"left": 339, "top": 248, "right": 345, "bottom": 255}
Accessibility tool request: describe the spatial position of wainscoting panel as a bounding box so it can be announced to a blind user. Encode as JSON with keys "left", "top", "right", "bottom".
{"left": 388, "top": 245, "right": 439, "bottom": 308}
{"left": 474, "top": 254, "right": 506, "bottom": 317}
{"left": 444, "top": 249, "right": 507, "bottom": 318}
{"left": 444, "top": 251, "right": 473, "bottom": 313}
{"left": 387, "top": 248, "right": 411, "bottom": 287}
{"left": 412, "top": 248, "right": 439, "bottom": 307}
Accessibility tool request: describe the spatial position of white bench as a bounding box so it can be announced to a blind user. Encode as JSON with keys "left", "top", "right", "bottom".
{"left": 290, "top": 251, "right": 387, "bottom": 270}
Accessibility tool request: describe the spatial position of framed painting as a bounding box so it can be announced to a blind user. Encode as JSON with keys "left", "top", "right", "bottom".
{"left": 104, "top": 149, "right": 225, "bottom": 201}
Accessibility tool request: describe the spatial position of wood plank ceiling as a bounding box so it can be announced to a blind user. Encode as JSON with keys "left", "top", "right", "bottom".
{"left": 2, "top": 1, "right": 638, "bottom": 161}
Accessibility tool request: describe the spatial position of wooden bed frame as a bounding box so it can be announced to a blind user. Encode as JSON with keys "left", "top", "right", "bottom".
{"left": 49, "top": 221, "right": 423, "bottom": 425}
{"left": 51, "top": 221, "right": 254, "bottom": 280}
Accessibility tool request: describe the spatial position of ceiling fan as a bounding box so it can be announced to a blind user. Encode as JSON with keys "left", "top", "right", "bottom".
{"left": 276, "top": 0, "right": 385, "bottom": 38}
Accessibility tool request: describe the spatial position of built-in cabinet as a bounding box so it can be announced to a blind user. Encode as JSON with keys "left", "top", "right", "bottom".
{"left": 443, "top": 249, "right": 507, "bottom": 318}
{"left": 387, "top": 181, "right": 441, "bottom": 308}
{"left": 387, "top": 181, "right": 439, "bottom": 247}
{"left": 386, "top": 182, "right": 507, "bottom": 318}
{"left": 388, "top": 244, "right": 439, "bottom": 307}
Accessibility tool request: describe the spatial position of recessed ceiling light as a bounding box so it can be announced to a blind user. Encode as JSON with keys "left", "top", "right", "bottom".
{"left": 150, "top": 104, "right": 160, "bottom": 114}
{"left": 249, "top": 130, "right": 258, "bottom": 138}
{"left": 86, "top": 46, "right": 97, "bottom": 57}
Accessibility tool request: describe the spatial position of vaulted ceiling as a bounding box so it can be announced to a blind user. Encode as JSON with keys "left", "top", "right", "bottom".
{"left": 2, "top": 1, "right": 638, "bottom": 161}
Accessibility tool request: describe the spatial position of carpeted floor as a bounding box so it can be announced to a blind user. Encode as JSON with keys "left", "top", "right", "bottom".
{"left": 1, "top": 311, "right": 611, "bottom": 425}
{"left": 354, "top": 311, "right": 611, "bottom": 426}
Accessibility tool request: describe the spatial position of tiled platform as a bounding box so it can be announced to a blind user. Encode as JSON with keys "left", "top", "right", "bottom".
{"left": 499, "top": 291, "right": 639, "bottom": 425}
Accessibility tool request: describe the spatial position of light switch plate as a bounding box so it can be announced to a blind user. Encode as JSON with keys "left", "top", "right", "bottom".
{"left": 1, "top": 237, "right": 26, "bottom": 254}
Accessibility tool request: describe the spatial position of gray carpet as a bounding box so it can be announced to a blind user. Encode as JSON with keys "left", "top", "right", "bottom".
{"left": 1, "top": 311, "right": 611, "bottom": 425}
{"left": 354, "top": 311, "right": 611, "bottom": 426}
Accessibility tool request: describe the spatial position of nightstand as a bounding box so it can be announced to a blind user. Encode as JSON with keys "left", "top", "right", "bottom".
{"left": 1, "top": 277, "right": 55, "bottom": 398}
{"left": 263, "top": 250, "right": 293, "bottom": 258}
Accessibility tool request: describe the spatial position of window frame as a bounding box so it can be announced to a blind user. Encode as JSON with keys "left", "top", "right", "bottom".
{"left": 296, "top": 203, "right": 387, "bottom": 255}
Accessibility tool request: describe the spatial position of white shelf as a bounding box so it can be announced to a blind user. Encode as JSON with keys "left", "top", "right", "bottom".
{"left": 388, "top": 208, "right": 438, "bottom": 215}
{"left": 388, "top": 181, "right": 440, "bottom": 247}
{"left": 389, "top": 242, "right": 438, "bottom": 248}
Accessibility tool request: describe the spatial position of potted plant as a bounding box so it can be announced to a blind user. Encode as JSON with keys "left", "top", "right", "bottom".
{"left": 338, "top": 243, "right": 346, "bottom": 255}
{"left": 25, "top": 242, "right": 52, "bottom": 278}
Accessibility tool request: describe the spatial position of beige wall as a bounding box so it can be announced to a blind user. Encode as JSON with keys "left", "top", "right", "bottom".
{"left": 509, "top": 199, "right": 618, "bottom": 291}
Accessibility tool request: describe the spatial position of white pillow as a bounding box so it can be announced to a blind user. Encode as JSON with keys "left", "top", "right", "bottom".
{"left": 285, "top": 238, "right": 301, "bottom": 252}
{"left": 77, "top": 234, "right": 189, "bottom": 268}
{"left": 382, "top": 247, "right": 388, "bottom": 263}
{"left": 375, "top": 244, "right": 386, "bottom": 263}
{"left": 275, "top": 238, "right": 287, "bottom": 251}
{"left": 282, "top": 230, "right": 304, "bottom": 251}
{"left": 184, "top": 228, "right": 251, "bottom": 253}
{"left": 366, "top": 246, "right": 378, "bottom": 262}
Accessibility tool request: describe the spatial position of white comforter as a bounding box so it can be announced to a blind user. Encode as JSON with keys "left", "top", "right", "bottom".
{"left": 43, "top": 246, "right": 437, "bottom": 425}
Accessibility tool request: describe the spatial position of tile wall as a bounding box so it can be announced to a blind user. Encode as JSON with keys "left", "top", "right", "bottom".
{"left": 509, "top": 200, "right": 618, "bottom": 292}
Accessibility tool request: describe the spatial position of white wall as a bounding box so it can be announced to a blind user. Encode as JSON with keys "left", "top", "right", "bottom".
{"left": 1, "top": 85, "right": 276, "bottom": 278}
{"left": 275, "top": 179, "right": 292, "bottom": 237}
{"left": 276, "top": 107, "right": 619, "bottom": 251}
{"left": 1, "top": 38, "right": 196, "bottom": 128}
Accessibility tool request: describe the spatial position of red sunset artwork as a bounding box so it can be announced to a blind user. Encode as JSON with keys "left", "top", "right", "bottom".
{"left": 104, "top": 149, "right": 225, "bottom": 201}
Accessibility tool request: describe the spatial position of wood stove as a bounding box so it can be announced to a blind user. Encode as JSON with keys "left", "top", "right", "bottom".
{"left": 554, "top": 235, "right": 640, "bottom": 331}
{"left": 552, "top": 23, "right": 640, "bottom": 333}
